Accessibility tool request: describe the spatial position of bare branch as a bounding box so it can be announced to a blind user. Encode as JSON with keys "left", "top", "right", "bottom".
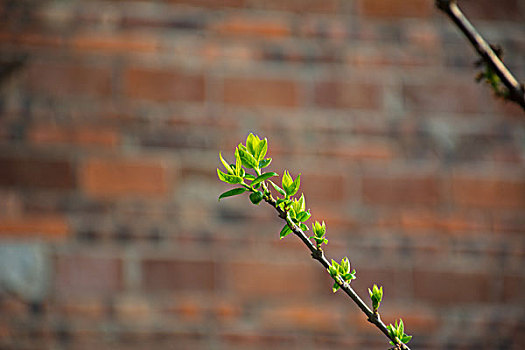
{"left": 436, "top": 0, "right": 525, "bottom": 111}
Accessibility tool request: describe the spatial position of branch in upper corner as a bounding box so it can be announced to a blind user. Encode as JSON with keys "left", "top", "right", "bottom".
{"left": 436, "top": 0, "right": 525, "bottom": 111}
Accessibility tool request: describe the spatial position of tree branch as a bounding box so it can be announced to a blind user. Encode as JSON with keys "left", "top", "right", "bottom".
{"left": 263, "top": 185, "right": 411, "bottom": 350}
{"left": 436, "top": 0, "right": 525, "bottom": 111}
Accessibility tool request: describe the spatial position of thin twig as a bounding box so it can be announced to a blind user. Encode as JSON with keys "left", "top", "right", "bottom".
{"left": 436, "top": 0, "right": 525, "bottom": 111}
{"left": 261, "top": 184, "right": 411, "bottom": 350}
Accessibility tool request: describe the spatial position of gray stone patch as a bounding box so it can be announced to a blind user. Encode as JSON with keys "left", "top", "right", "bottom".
{"left": 0, "top": 243, "right": 49, "bottom": 301}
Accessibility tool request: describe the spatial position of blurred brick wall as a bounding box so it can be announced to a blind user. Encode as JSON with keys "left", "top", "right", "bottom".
{"left": 0, "top": 0, "right": 524, "bottom": 349}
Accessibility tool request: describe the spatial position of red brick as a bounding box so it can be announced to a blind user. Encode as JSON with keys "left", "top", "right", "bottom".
{"left": 26, "top": 62, "right": 111, "bottom": 97}
{"left": 403, "top": 82, "right": 487, "bottom": 113}
{"left": 0, "top": 157, "right": 75, "bottom": 190}
{"left": 359, "top": 0, "right": 432, "bottom": 18}
{"left": 123, "top": 67, "right": 205, "bottom": 102}
{"left": 0, "top": 215, "right": 69, "bottom": 239}
{"left": 460, "top": 0, "right": 524, "bottom": 22}
{"left": 502, "top": 274, "right": 525, "bottom": 303}
{"left": 168, "top": 297, "right": 205, "bottom": 321}
{"left": 227, "top": 261, "right": 317, "bottom": 298}
{"left": 318, "top": 143, "right": 395, "bottom": 161}
{"left": 314, "top": 81, "right": 382, "bottom": 110}
{"left": 60, "top": 298, "right": 107, "bottom": 320}
{"left": 80, "top": 158, "right": 170, "bottom": 198}
{"left": 452, "top": 177, "right": 525, "bottom": 209}
{"left": 300, "top": 172, "right": 347, "bottom": 202}
{"left": 113, "top": 295, "right": 152, "bottom": 322}
{"left": 362, "top": 175, "right": 441, "bottom": 206}
{"left": 351, "top": 267, "right": 411, "bottom": 301}
{"left": 249, "top": 0, "right": 339, "bottom": 13}
{"left": 492, "top": 213, "right": 525, "bottom": 234}
{"left": 55, "top": 255, "right": 122, "bottom": 296}
{"left": 220, "top": 331, "right": 296, "bottom": 348}
{"left": 213, "top": 300, "right": 242, "bottom": 322}
{"left": 28, "top": 125, "right": 119, "bottom": 148}
{"left": 167, "top": 0, "right": 245, "bottom": 7}
{"left": 222, "top": 77, "right": 299, "bottom": 107}
{"left": 72, "top": 32, "right": 159, "bottom": 53}
{"left": 0, "top": 297, "right": 29, "bottom": 317}
{"left": 14, "top": 31, "right": 65, "bottom": 47}
{"left": 413, "top": 270, "right": 491, "bottom": 304}
{"left": 0, "top": 191, "right": 23, "bottom": 217}
{"left": 259, "top": 303, "right": 341, "bottom": 332}
{"left": 142, "top": 259, "right": 215, "bottom": 291}
{"left": 212, "top": 16, "right": 290, "bottom": 38}
{"left": 376, "top": 210, "right": 490, "bottom": 234}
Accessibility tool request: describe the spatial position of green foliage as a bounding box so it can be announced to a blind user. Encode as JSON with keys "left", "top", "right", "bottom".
{"left": 368, "top": 284, "right": 383, "bottom": 313}
{"left": 282, "top": 170, "right": 300, "bottom": 197}
{"left": 268, "top": 180, "right": 286, "bottom": 197}
{"left": 475, "top": 48, "right": 510, "bottom": 100}
{"left": 218, "top": 187, "right": 247, "bottom": 201}
{"left": 217, "top": 169, "right": 243, "bottom": 184}
{"left": 387, "top": 319, "right": 412, "bottom": 346}
{"left": 328, "top": 257, "right": 356, "bottom": 293}
{"left": 279, "top": 224, "right": 292, "bottom": 239}
{"left": 310, "top": 221, "right": 328, "bottom": 248}
{"left": 217, "top": 133, "right": 272, "bottom": 191}
{"left": 217, "top": 133, "right": 412, "bottom": 349}
{"left": 252, "top": 172, "right": 278, "bottom": 188}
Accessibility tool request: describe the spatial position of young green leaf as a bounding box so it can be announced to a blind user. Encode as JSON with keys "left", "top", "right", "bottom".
{"left": 288, "top": 173, "right": 300, "bottom": 196}
{"left": 251, "top": 172, "right": 278, "bottom": 187}
{"left": 281, "top": 171, "right": 301, "bottom": 197}
{"left": 401, "top": 335, "right": 412, "bottom": 344}
{"left": 313, "top": 221, "right": 326, "bottom": 237}
{"left": 217, "top": 169, "right": 243, "bottom": 184}
{"left": 246, "top": 133, "right": 259, "bottom": 157}
{"left": 328, "top": 260, "right": 339, "bottom": 277}
{"left": 340, "top": 257, "right": 350, "bottom": 274}
{"left": 256, "top": 138, "right": 268, "bottom": 161}
{"left": 259, "top": 158, "right": 272, "bottom": 168}
{"left": 291, "top": 194, "right": 306, "bottom": 214}
{"left": 296, "top": 210, "right": 311, "bottom": 222}
{"left": 279, "top": 224, "right": 292, "bottom": 239}
{"left": 282, "top": 171, "right": 293, "bottom": 192}
{"left": 249, "top": 191, "right": 264, "bottom": 205}
{"left": 268, "top": 180, "right": 287, "bottom": 197}
{"left": 219, "top": 152, "right": 233, "bottom": 174}
{"left": 218, "top": 188, "right": 247, "bottom": 201}
{"left": 237, "top": 145, "right": 259, "bottom": 169}
{"left": 368, "top": 284, "right": 383, "bottom": 312}
{"left": 234, "top": 148, "right": 242, "bottom": 175}
{"left": 298, "top": 223, "right": 309, "bottom": 231}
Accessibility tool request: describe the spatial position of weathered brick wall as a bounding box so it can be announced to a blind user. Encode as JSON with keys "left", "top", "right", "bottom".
{"left": 0, "top": 0, "right": 524, "bottom": 349}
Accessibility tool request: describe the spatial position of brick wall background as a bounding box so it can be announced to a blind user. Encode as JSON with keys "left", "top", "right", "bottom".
{"left": 0, "top": 0, "right": 524, "bottom": 349}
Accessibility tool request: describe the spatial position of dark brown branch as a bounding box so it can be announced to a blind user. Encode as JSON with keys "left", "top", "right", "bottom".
{"left": 436, "top": 0, "right": 525, "bottom": 111}
{"left": 262, "top": 188, "right": 411, "bottom": 350}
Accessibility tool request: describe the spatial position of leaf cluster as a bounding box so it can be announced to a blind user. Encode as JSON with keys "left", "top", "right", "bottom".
{"left": 368, "top": 284, "right": 383, "bottom": 313}
{"left": 278, "top": 194, "right": 311, "bottom": 239}
{"left": 217, "top": 133, "right": 275, "bottom": 202}
{"left": 217, "top": 133, "right": 413, "bottom": 349}
{"left": 310, "top": 221, "right": 328, "bottom": 248}
{"left": 475, "top": 48, "right": 510, "bottom": 100}
{"left": 387, "top": 319, "right": 412, "bottom": 346}
{"left": 328, "top": 257, "right": 356, "bottom": 293}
